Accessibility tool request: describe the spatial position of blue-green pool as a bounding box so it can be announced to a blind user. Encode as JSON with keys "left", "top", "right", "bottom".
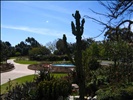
{"left": 52, "top": 64, "right": 75, "bottom": 67}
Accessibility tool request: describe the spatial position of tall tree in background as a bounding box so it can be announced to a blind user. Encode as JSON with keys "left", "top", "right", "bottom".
{"left": 0, "top": 41, "right": 12, "bottom": 62}
{"left": 15, "top": 37, "right": 41, "bottom": 56}
{"left": 56, "top": 39, "right": 66, "bottom": 55}
{"left": 15, "top": 41, "right": 28, "bottom": 56}
{"left": 105, "top": 27, "right": 133, "bottom": 43}
{"left": 29, "top": 46, "right": 51, "bottom": 60}
{"left": 63, "top": 10, "right": 85, "bottom": 100}
{"left": 46, "top": 40, "right": 57, "bottom": 54}
{"left": 25, "top": 37, "right": 41, "bottom": 48}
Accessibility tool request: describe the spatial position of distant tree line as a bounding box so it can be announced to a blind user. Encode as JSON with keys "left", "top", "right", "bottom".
{"left": 1, "top": 36, "right": 107, "bottom": 62}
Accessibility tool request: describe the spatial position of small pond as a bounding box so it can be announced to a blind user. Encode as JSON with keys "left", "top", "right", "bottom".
{"left": 52, "top": 64, "right": 75, "bottom": 67}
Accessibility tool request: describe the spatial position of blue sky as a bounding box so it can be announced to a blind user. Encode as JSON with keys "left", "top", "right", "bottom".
{"left": 1, "top": 1, "right": 109, "bottom": 46}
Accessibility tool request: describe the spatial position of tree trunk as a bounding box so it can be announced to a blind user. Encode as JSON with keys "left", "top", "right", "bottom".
{"left": 76, "top": 36, "right": 85, "bottom": 100}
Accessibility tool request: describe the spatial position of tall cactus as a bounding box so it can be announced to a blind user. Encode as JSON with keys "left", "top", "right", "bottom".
{"left": 63, "top": 10, "right": 85, "bottom": 100}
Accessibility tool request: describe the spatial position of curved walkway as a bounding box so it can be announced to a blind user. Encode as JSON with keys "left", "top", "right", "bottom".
{"left": 1, "top": 59, "right": 35, "bottom": 85}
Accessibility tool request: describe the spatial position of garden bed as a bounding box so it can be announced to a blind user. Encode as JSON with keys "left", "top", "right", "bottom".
{"left": 0, "top": 63, "right": 15, "bottom": 73}
{"left": 28, "top": 63, "right": 50, "bottom": 71}
{"left": 28, "top": 63, "right": 74, "bottom": 73}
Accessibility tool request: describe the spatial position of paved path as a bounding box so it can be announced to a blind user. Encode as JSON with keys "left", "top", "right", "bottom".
{"left": 100, "top": 60, "right": 113, "bottom": 66}
{"left": 1, "top": 59, "right": 35, "bottom": 85}
{"left": 1, "top": 60, "right": 112, "bottom": 85}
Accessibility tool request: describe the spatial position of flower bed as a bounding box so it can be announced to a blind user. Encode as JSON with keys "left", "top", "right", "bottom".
{"left": 0, "top": 63, "right": 14, "bottom": 73}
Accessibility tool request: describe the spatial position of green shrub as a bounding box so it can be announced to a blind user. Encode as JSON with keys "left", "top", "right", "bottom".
{"left": 35, "top": 70, "right": 71, "bottom": 99}
{"left": 96, "top": 85, "right": 133, "bottom": 100}
{"left": 3, "top": 82, "right": 37, "bottom": 100}
{"left": 15, "top": 52, "right": 21, "bottom": 56}
{"left": 88, "top": 58, "right": 101, "bottom": 70}
{"left": 36, "top": 79, "right": 71, "bottom": 100}
{"left": 35, "top": 70, "right": 54, "bottom": 83}
{"left": 3, "top": 70, "right": 72, "bottom": 100}
{"left": 29, "top": 54, "right": 69, "bottom": 61}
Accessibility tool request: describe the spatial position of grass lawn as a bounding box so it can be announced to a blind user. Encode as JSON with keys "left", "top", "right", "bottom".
{"left": 51, "top": 73, "right": 67, "bottom": 78}
{"left": 14, "top": 60, "right": 40, "bottom": 64}
{"left": 0, "top": 74, "right": 36, "bottom": 94}
{"left": 0, "top": 73, "right": 67, "bottom": 94}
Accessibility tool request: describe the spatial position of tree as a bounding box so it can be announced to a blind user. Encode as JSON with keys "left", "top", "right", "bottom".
{"left": 63, "top": 10, "right": 85, "bottom": 100}
{"left": 0, "top": 40, "right": 12, "bottom": 62}
{"left": 25, "top": 37, "right": 41, "bottom": 48}
{"left": 84, "top": 0, "right": 133, "bottom": 83}
{"left": 56, "top": 39, "right": 66, "bottom": 55}
{"left": 46, "top": 40, "right": 57, "bottom": 54}
{"left": 15, "top": 41, "right": 29, "bottom": 56}
{"left": 63, "top": 38, "right": 95, "bottom": 57}
{"left": 29, "top": 46, "right": 51, "bottom": 60}
{"left": 82, "top": 1, "right": 133, "bottom": 97}
{"left": 85, "top": 1, "right": 133, "bottom": 39}
{"left": 66, "top": 38, "right": 95, "bottom": 57}
{"left": 15, "top": 37, "right": 41, "bottom": 56}
{"left": 105, "top": 27, "right": 133, "bottom": 43}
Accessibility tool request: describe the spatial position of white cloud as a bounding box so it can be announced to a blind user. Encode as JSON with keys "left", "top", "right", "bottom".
{"left": 1, "top": 25, "right": 74, "bottom": 39}
{"left": 25, "top": 1, "right": 72, "bottom": 15}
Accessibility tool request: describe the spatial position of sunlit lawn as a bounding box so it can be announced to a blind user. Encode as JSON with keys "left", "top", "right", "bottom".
{"left": 0, "top": 74, "right": 36, "bottom": 94}
{"left": 0, "top": 73, "right": 67, "bottom": 94}
{"left": 51, "top": 73, "right": 67, "bottom": 78}
{"left": 14, "top": 60, "right": 40, "bottom": 64}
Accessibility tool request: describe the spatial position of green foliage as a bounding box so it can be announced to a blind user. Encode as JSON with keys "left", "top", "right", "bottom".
{"left": 4, "top": 82, "right": 36, "bottom": 100}
{"left": 0, "top": 40, "right": 12, "bottom": 62}
{"left": 42, "top": 55, "right": 69, "bottom": 61}
{"left": 25, "top": 37, "right": 41, "bottom": 47}
{"left": 34, "top": 69, "right": 71, "bottom": 100}
{"left": 105, "top": 28, "right": 133, "bottom": 43}
{"left": 2, "top": 70, "right": 71, "bottom": 100}
{"left": 29, "top": 46, "right": 51, "bottom": 60}
{"left": 104, "top": 39, "right": 133, "bottom": 83}
{"left": 56, "top": 39, "right": 66, "bottom": 55}
{"left": 15, "top": 37, "right": 41, "bottom": 56}
{"left": 36, "top": 78, "right": 71, "bottom": 100}
{"left": 87, "top": 42, "right": 100, "bottom": 58}
{"left": 96, "top": 85, "right": 133, "bottom": 100}
{"left": 0, "top": 75, "right": 36, "bottom": 94}
{"left": 82, "top": 42, "right": 101, "bottom": 84}
{"left": 15, "top": 52, "right": 21, "bottom": 56}
{"left": 35, "top": 70, "right": 54, "bottom": 83}
{"left": 29, "top": 53, "right": 69, "bottom": 61}
{"left": 88, "top": 59, "right": 101, "bottom": 71}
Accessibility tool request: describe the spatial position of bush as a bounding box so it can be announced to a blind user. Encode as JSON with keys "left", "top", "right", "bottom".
{"left": 15, "top": 52, "right": 21, "bottom": 56}
{"left": 36, "top": 79, "right": 71, "bottom": 100}
{"left": 29, "top": 54, "right": 69, "bottom": 61}
{"left": 96, "top": 85, "right": 133, "bottom": 100}
{"left": 3, "top": 82, "right": 37, "bottom": 100}
{"left": 3, "top": 70, "right": 72, "bottom": 100}
{"left": 35, "top": 70, "right": 72, "bottom": 100}
{"left": 88, "top": 58, "right": 101, "bottom": 70}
